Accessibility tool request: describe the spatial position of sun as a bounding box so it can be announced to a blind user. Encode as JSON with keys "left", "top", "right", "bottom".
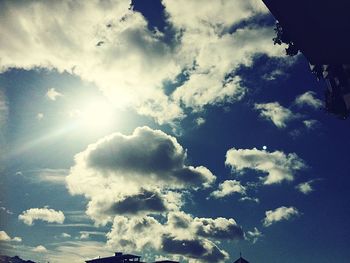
{"left": 69, "top": 99, "right": 116, "bottom": 132}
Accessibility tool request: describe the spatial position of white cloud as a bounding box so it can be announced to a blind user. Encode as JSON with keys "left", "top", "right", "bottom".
{"left": 225, "top": 147, "right": 305, "bottom": 184}
{"left": 46, "top": 88, "right": 63, "bottom": 101}
{"left": 32, "top": 245, "right": 47, "bottom": 253}
{"left": 35, "top": 169, "right": 68, "bottom": 184}
{"left": 255, "top": 102, "right": 294, "bottom": 128}
{"left": 107, "top": 215, "right": 163, "bottom": 251}
{"left": 195, "top": 117, "right": 206, "bottom": 126}
{"left": 0, "top": 231, "right": 22, "bottom": 242}
{"left": 262, "top": 69, "right": 284, "bottom": 81}
{"left": 0, "top": 231, "right": 11, "bottom": 241}
{"left": 106, "top": 211, "right": 242, "bottom": 262}
{"left": 18, "top": 207, "right": 65, "bottom": 225}
{"left": 191, "top": 216, "right": 243, "bottom": 241}
{"left": 66, "top": 126, "right": 215, "bottom": 224}
{"left": 0, "top": 0, "right": 182, "bottom": 124}
{"left": 246, "top": 227, "right": 262, "bottom": 244}
{"left": 296, "top": 180, "right": 314, "bottom": 194}
{"left": 211, "top": 180, "right": 246, "bottom": 198}
{"left": 0, "top": 0, "right": 288, "bottom": 124}
{"left": 18, "top": 169, "right": 68, "bottom": 185}
{"left": 165, "top": 211, "right": 244, "bottom": 241}
{"left": 171, "top": 26, "right": 286, "bottom": 111}
{"left": 12, "top": 237, "right": 22, "bottom": 242}
{"left": 164, "top": 0, "right": 284, "bottom": 112}
{"left": 239, "top": 196, "right": 259, "bottom": 203}
{"left": 295, "top": 91, "right": 322, "bottom": 109}
{"left": 263, "top": 206, "right": 300, "bottom": 227}
{"left": 303, "top": 119, "right": 319, "bottom": 129}
{"left": 162, "top": 0, "right": 269, "bottom": 31}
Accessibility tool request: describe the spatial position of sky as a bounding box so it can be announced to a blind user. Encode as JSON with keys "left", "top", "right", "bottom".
{"left": 0, "top": 0, "right": 350, "bottom": 263}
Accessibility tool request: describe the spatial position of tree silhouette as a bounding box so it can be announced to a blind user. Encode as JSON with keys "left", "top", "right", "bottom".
{"left": 273, "top": 22, "right": 299, "bottom": 56}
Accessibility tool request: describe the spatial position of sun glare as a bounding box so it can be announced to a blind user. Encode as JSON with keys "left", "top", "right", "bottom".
{"left": 70, "top": 99, "right": 116, "bottom": 132}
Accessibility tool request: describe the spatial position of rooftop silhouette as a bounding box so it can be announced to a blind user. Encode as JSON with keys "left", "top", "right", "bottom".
{"left": 85, "top": 252, "right": 179, "bottom": 263}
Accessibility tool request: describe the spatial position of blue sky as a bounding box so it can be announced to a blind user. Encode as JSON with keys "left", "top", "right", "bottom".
{"left": 0, "top": 1, "right": 350, "bottom": 263}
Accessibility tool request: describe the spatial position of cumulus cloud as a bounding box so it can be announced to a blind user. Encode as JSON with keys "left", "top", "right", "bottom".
{"left": 211, "top": 180, "right": 246, "bottom": 198}
{"left": 18, "top": 208, "right": 65, "bottom": 225}
{"left": 170, "top": 25, "right": 286, "bottom": 111}
{"left": 107, "top": 211, "right": 242, "bottom": 263}
{"left": 296, "top": 180, "right": 315, "bottom": 194}
{"left": 254, "top": 102, "right": 295, "bottom": 128}
{"left": 161, "top": 235, "right": 228, "bottom": 263}
{"left": 108, "top": 189, "right": 167, "bottom": 215}
{"left": 295, "top": 91, "right": 322, "bottom": 109}
{"left": 12, "top": 237, "right": 22, "bottom": 242}
{"left": 71, "top": 126, "right": 214, "bottom": 188}
{"left": 0, "top": 231, "right": 22, "bottom": 242}
{"left": 0, "top": 0, "right": 287, "bottom": 124}
{"left": 19, "top": 169, "right": 68, "bottom": 185}
{"left": 225, "top": 147, "right": 305, "bottom": 184}
{"left": 193, "top": 217, "right": 244, "bottom": 241}
{"left": 46, "top": 88, "right": 63, "bottom": 101}
{"left": 32, "top": 245, "right": 47, "bottom": 253}
{"left": 0, "top": 0, "right": 182, "bottom": 123}
{"left": 0, "top": 230, "right": 11, "bottom": 241}
{"left": 162, "top": 0, "right": 269, "bottom": 31}
{"left": 263, "top": 206, "right": 300, "bottom": 227}
{"left": 166, "top": 211, "right": 244, "bottom": 241}
{"left": 107, "top": 215, "right": 163, "bottom": 251}
{"left": 66, "top": 126, "right": 215, "bottom": 224}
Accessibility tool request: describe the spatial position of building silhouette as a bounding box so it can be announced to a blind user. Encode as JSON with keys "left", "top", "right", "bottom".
{"left": 233, "top": 252, "right": 250, "bottom": 263}
{"left": 85, "top": 251, "right": 254, "bottom": 263}
{"left": 85, "top": 252, "right": 179, "bottom": 263}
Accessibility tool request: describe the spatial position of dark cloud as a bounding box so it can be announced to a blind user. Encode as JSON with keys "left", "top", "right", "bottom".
{"left": 161, "top": 235, "right": 228, "bottom": 263}
{"left": 87, "top": 128, "right": 184, "bottom": 174}
{"left": 167, "top": 211, "right": 244, "bottom": 240}
{"left": 79, "top": 126, "right": 215, "bottom": 188}
{"left": 195, "top": 218, "right": 244, "bottom": 240}
{"left": 68, "top": 127, "right": 216, "bottom": 224}
{"left": 108, "top": 189, "right": 167, "bottom": 215}
{"left": 106, "top": 212, "right": 242, "bottom": 262}
{"left": 167, "top": 211, "right": 191, "bottom": 229}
